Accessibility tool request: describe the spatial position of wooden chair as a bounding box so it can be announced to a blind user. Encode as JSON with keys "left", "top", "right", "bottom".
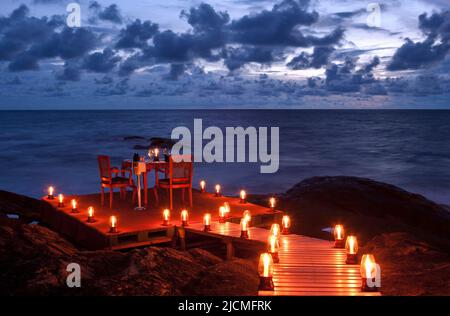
{"left": 155, "top": 154, "right": 193, "bottom": 210}
{"left": 98, "top": 155, "right": 136, "bottom": 208}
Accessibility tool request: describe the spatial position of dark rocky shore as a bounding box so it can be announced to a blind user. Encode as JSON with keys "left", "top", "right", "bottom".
{"left": 1, "top": 176, "right": 450, "bottom": 296}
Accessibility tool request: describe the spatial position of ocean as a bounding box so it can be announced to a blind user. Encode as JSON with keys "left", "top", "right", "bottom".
{"left": 1, "top": 110, "right": 450, "bottom": 205}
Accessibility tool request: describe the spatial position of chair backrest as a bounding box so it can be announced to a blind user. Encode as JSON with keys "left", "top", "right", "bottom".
{"left": 169, "top": 154, "right": 193, "bottom": 185}
{"left": 97, "top": 155, "right": 112, "bottom": 182}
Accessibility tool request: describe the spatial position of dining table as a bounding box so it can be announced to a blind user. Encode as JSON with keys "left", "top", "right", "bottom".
{"left": 122, "top": 159, "right": 169, "bottom": 206}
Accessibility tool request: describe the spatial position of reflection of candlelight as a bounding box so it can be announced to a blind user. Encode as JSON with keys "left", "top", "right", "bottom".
{"left": 200, "top": 180, "right": 206, "bottom": 193}
{"left": 181, "top": 209, "right": 188, "bottom": 226}
{"left": 162, "top": 209, "right": 170, "bottom": 226}
{"left": 269, "top": 197, "right": 276, "bottom": 211}
{"left": 240, "top": 218, "right": 249, "bottom": 238}
{"left": 219, "top": 206, "right": 226, "bottom": 223}
{"left": 203, "top": 213, "right": 211, "bottom": 232}
{"left": 258, "top": 253, "right": 274, "bottom": 291}
{"left": 71, "top": 199, "right": 78, "bottom": 213}
{"left": 109, "top": 216, "right": 117, "bottom": 233}
{"left": 333, "top": 224, "right": 345, "bottom": 248}
{"left": 215, "top": 184, "right": 221, "bottom": 197}
{"left": 240, "top": 190, "right": 246, "bottom": 203}
{"left": 87, "top": 206, "right": 95, "bottom": 223}
{"left": 58, "top": 194, "right": 64, "bottom": 207}
{"left": 281, "top": 215, "right": 290, "bottom": 235}
{"left": 48, "top": 186, "right": 54, "bottom": 199}
{"left": 345, "top": 236, "right": 359, "bottom": 264}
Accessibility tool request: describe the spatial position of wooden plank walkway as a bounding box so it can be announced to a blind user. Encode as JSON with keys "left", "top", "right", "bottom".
{"left": 187, "top": 221, "right": 381, "bottom": 296}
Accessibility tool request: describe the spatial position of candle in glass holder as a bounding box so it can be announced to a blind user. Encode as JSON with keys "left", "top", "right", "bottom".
{"left": 109, "top": 215, "right": 117, "bottom": 233}
{"left": 223, "top": 202, "right": 230, "bottom": 217}
{"left": 243, "top": 210, "right": 251, "bottom": 226}
{"left": 87, "top": 206, "right": 95, "bottom": 223}
{"left": 240, "top": 218, "right": 249, "bottom": 238}
{"left": 345, "top": 236, "right": 359, "bottom": 264}
{"left": 215, "top": 184, "right": 221, "bottom": 197}
{"left": 58, "top": 194, "right": 64, "bottom": 207}
{"left": 269, "top": 197, "right": 276, "bottom": 211}
{"left": 181, "top": 209, "right": 189, "bottom": 226}
{"left": 154, "top": 148, "right": 159, "bottom": 161}
{"left": 333, "top": 224, "right": 345, "bottom": 248}
{"left": 48, "top": 186, "right": 54, "bottom": 200}
{"left": 258, "top": 253, "right": 274, "bottom": 291}
{"left": 270, "top": 223, "right": 280, "bottom": 239}
{"left": 200, "top": 180, "right": 206, "bottom": 193}
{"left": 267, "top": 235, "right": 280, "bottom": 263}
{"left": 203, "top": 213, "right": 211, "bottom": 232}
{"left": 240, "top": 190, "right": 247, "bottom": 203}
{"left": 281, "top": 215, "right": 290, "bottom": 235}
{"left": 162, "top": 209, "right": 170, "bottom": 226}
{"left": 219, "top": 206, "right": 227, "bottom": 223}
{"left": 71, "top": 199, "right": 78, "bottom": 213}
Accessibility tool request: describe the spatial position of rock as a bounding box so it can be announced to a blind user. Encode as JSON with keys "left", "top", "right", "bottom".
{"left": 0, "top": 190, "right": 48, "bottom": 222}
{"left": 149, "top": 137, "right": 176, "bottom": 148}
{"left": 0, "top": 217, "right": 258, "bottom": 296}
{"left": 361, "top": 232, "right": 450, "bottom": 295}
{"left": 281, "top": 176, "right": 450, "bottom": 248}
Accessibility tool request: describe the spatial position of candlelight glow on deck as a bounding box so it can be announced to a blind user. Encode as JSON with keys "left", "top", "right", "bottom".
{"left": 162, "top": 209, "right": 170, "bottom": 226}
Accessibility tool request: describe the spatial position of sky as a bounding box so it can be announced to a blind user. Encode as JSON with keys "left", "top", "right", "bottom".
{"left": 0, "top": 0, "right": 450, "bottom": 109}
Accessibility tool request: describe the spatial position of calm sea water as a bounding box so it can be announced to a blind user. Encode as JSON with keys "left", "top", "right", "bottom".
{"left": 1, "top": 110, "right": 450, "bottom": 204}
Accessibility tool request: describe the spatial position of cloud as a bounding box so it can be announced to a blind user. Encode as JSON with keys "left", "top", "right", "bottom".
{"left": 165, "top": 64, "right": 186, "bottom": 80}
{"left": 116, "top": 19, "right": 159, "bottom": 49}
{"left": 388, "top": 11, "right": 450, "bottom": 71}
{"left": 287, "top": 46, "right": 335, "bottom": 69}
{"left": 223, "top": 46, "right": 275, "bottom": 71}
{"left": 56, "top": 62, "right": 81, "bottom": 81}
{"left": 89, "top": 2, "right": 123, "bottom": 24}
{"left": 83, "top": 48, "right": 121, "bottom": 73}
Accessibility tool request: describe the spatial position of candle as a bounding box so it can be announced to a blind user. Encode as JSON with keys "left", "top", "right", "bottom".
{"left": 154, "top": 148, "right": 159, "bottom": 161}
{"left": 109, "top": 215, "right": 117, "bottom": 233}
{"left": 243, "top": 210, "right": 251, "bottom": 225}
{"left": 219, "top": 206, "right": 227, "bottom": 223}
{"left": 48, "top": 186, "right": 54, "bottom": 199}
{"left": 200, "top": 180, "right": 206, "bottom": 193}
{"left": 281, "top": 215, "right": 290, "bottom": 235}
{"left": 240, "top": 190, "right": 246, "bottom": 203}
{"left": 214, "top": 184, "right": 221, "bottom": 197}
{"left": 203, "top": 213, "right": 211, "bottom": 232}
{"left": 360, "top": 254, "right": 380, "bottom": 291}
{"left": 345, "top": 236, "right": 359, "bottom": 264}
{"left": 181, "top": 209, "right": 188, "bottom": 226}
{"left": 269, "top": 197, "right": 276, "bottom": 210}
{"left": 258, "top": 253, "right": 274, "bottom": 291}
{"left": 71, "top": 199, "right": 78, "bottom": 213}
{"left": 223, "top": 202, "right": 230, "bottom": 216}
{"left": 162, "top": 209, "right": 170, "bottom": 226}
{"left": 58, "top": 194, "right": 64, "bottom": 207}
{"left": 270, "top": 223, "right": 280, "bottom": 239}
{"left": 87, "top": 206, "right": 95, "bottom": 223}
{"left": 267, "top": 235, "right": 280, "bottom": 263}
{"left": 240, "top": 218, "right": 249, "bottom": 238}
{"left": 333, "top": 224, "right": 345, "bottom": 248}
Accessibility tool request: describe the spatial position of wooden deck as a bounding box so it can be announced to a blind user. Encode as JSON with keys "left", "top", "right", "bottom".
{"left": 187, "top": 221, "right": 381, "bottom": 296}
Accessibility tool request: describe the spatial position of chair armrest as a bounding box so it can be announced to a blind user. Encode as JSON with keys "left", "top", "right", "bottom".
{"left": 110, "top": 167, "right": 120, "bottom": 176}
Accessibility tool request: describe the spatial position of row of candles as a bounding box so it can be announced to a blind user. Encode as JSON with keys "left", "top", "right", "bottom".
{"left": 48, "top": 185, "right": 379, "bottom": 292}
{"left": 258, "top": 223, "right": 380, "bottom": 292}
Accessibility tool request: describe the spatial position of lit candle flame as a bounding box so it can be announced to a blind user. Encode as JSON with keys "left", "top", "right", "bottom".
{"left": 204, "top": 213, "right": 211, "bottom": 226}
{"left": 268, "top": 235, "right": 277, "bottom": 253}
{"left": 163, "top": 209, "right": 170, "bottom": 221}
{"left": 334, "top": 224, "right": 344, "bottom": 240}
{"left": 219, "top": 206, "right": 226, "bottom": 218}
{"left": 154, "top": 148, "right": 159, "bottom": 156}
{"left": 88, "top": 206, "right": 94, "bottom": 218}
{"left": 262, "top": 253, "right": 271, "bottom": 277}
{"left": 240, "top": 190, "right": 246, "bottom": 200}
{"left": 71, "top": 199, "right": 77, "bottom": 209}
{"left": 58, "top": 194, "right": 64, "bottom": 203}
{"left": 269, "top": 197, "right": 276, "bottom": 208}
{"left": 270, "top": 223, "right": 280, "bottom": 238}
{"left": 243, "top": 210, "right": 251, "bottom": 222}
{"left": 346, "top": 236, "right": 357, "bottom": 255}
{"left": 110, "top": 215, "right": 117, "bottom": 228}
{"left": 240, "top": 218, "right": 249, "bottom": 231}
{"left": 282, "top": 215, "right": 290, "bottom": 228}
{"left": 223, "top": 202, "right": 230, "bottom": 214}
{"left": 361, "top": 254, "right": 376, "bottom": 279}
{"left": 215, "top": 184, "right": 221, "bottom": 194}
{"left": 181, "top": 209, "right": 188, "bottom": 221}
{"left": 200, "top": 180, "right": 206, "bottom": 190}
{"left": 48, "top": 186, "right": 54, "bottom": 196}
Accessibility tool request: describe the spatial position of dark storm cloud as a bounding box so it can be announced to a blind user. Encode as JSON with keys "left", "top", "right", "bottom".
{"left": 115, "top": 19, "right": 159, "bottom": 49}
{"left": 8, "top": 53, "right": 39, "bottom": 71}
{"left": 388, "top": 11, "right": 450, "bottom": 71}
{"left": 165, "top": 64, "right": 186, "bottom": 80}
{"left": 83, "top": 48, "right": 121, "bottom": 73}
{"left": 89, "top": 2, "right": 123, "bottom": 24}
{"left": 287, "top": 46, "right": 335, "bottom": 69}
{"left": 56, "top": 62, "right": 81, "bottom": 81}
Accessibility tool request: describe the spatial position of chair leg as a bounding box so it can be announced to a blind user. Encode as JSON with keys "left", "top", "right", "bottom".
{"left": 109, "top": 188, "right": 113, "bottom": 209}
{"left": 189, "top": 187, "right": 193, "bottom": 207}
{"left": 101, "top": 187, "right": 104, "bottom": 206}
{"left": 153, "top": 187, "right": 159, "bottom": 205}
{"left": 169, "top": 187, "right": 173, "bottom": 211}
